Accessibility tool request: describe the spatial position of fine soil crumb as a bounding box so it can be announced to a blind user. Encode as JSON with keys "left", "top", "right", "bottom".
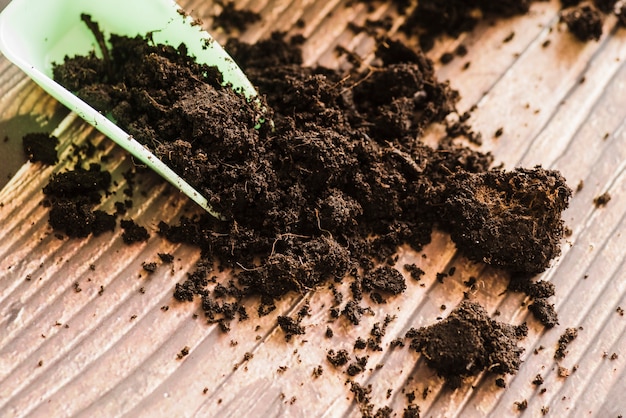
{"left": 555, "top": 327, "right": 579, "bottom": 359}
{"left": 528, "top": 298, "right": 559, "bottom": 328}
{"left": 407, "top": 301, "right": 528, "bottom": 389}
{"left": 557, "top": 365, "right": 570, "bottom": 377}
{"left": 142, "top": 261, "right": 157, "bottom": 273}
{"left": 158, "top": 253, "right": 174, "bottom": 263}
{"left": 22, "top": 133, "right": 59, "bottom": 165}
{"left": 312, "top": 365, "right": 323, "bottom": 378}
{"left": 593, "top": 192, "right": 611, "bottom": 207}
{"left": 404, "top": 264, "right": 425, "bottom": 281}
{"left": 560, "top": 4, "right": 604, "bottom": 41}
{"left": 177, "top": 346, "right": 190, "bottom": 359}
{"left": 515, "top": 399, "right": 528, "bottom": 411}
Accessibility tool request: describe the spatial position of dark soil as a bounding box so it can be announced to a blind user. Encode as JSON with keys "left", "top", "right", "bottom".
{"left": 593, "top": 191, "right": 611, "bottom": 207}
{"left": 212, "top": 2, "right": 261, "bottom": 33}
{"left": 401, "top": 0, "right": 535, "bottom": 51}
{"left": 528, "top": 298, "right": 559, "bottom": 328}
{"left": 560, "top": 4, "right": 604, "bottom": 41}
{"left": 42, "top": 164, "right": 115, "bottom": 238}
{"left": 43, "top": 3, "right": 576, "bottom": 413}
{"left": 120, "top": 219, "right": 150, "bottom": 244}
{"left": 555, "top": 327, "right": 579, "bottom": 359}
{"left": 407, "top": 301, "right": 528, "bottom": 389}
{"left": 22, "top": 133, "right": 59, "bottom": 165}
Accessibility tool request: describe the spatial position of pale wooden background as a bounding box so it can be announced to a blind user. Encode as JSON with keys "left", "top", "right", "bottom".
{"left": 0, "top": 0, "right": 625, "bottom": 417}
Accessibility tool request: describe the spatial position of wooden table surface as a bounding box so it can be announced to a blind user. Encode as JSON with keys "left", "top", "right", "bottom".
{"left": 0, "top": 1, "right": 625, "bottom": 417}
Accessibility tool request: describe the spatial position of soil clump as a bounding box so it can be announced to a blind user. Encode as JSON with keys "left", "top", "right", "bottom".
{"left": 407, "top": 300, "right": 528, "bottom": 388}
{"left": 560, "top": 3, "right": 604, "bottom": 41}
{"left": 22, "top": 133, "right": 59, "bottom": 165}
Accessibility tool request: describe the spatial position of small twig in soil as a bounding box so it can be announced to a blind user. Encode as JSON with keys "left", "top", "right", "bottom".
{"left": 81, "top": 13, "right": 112, "bottom": 79}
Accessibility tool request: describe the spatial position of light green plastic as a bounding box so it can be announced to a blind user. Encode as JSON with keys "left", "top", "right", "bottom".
{"left": 0, "top": 0, "right": 259, "bottom": 218}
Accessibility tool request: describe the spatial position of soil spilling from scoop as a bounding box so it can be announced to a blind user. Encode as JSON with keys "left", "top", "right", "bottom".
{"left": 44, "top": 3, "right": 575, "bottom": 408}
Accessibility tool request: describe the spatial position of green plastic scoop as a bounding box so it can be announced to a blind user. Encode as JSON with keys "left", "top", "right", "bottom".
{"left": 0, "top": 0, "right": 258, "bottom": 218}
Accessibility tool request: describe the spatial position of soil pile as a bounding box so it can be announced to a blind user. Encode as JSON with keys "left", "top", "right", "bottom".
{"left": 44, "top": 2, "right": 574, "bottom": 405}
{"left": 50, "top": 9, "right": 571, "bottom": 333}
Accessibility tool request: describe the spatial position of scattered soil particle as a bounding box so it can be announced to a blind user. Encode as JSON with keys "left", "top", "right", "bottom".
{"left": 158, "top": 253, "right": 174, "bottom": 263}
{"left": 515, "top": 399, "right": 528, "bottom": 410}
{"left": 120, "top": 219, "right": 150, "bottom": 244}
{"left": 327, "top": 349, "right": 350, "bottom": 367}
{"left": 560, "top": 4, "right": 604, "bottom": 41}
{"left": 142, "top": 262, "right": 157, "bottom": 273}
{"left": 407, "top": 301, "right": 528, "bottom": 389}
{"left": 277, "top": 315, "right": 306, "bottom": 341}
{"left": 532, "top": 373, "right": 544, "bottom": 385}
{"left": 404, "top": 264, "right": 425, "bottom": 281}
{"left": 312, "top": 365, "right": 323, "bottom": 378}
{"left": 557, "top": 365, "right": 570, "bottom": 377}
{"left": 355, "top": 337, "right": 367, "bottom": 350}
{"left": 440, "top": 52, "right": 454, "bottom": 64}
{"left": 22, "top": 133, "right": 59, "bottom": 165}
{"left": 347, "top": 355, "right": 369, "bottom": 376}
{"left": 43, "top": 164, "right": 115, "bottom": 237}
{"left": 555, "top": 327, "right": 579, "bottom": 359}
{"left": 43, "top": 164, "right": 116, "bottom": 238}
{"left": 593, "top": 191, "right": 611, "bottom": 207}
{"left": 528, "top": 298, "right": 559, "bottom": 328}
{"left": 503, "top": 31, "right": 515, "bottom": 43}
{"left": 342, "top": 301, "right": 368, "bottom": 325}
{"left": 177, "top": 345, "right": 190, "bottom": 359}
{"left": 350, "top": 381, "right": 375, "bottom": 417}
{"left": 325, "top": 326, "right": 334, "bottom": 338}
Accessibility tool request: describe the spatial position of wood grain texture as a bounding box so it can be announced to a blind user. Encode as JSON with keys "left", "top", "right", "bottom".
{"left": 0, "top": 0, "right": 625, "bottom": 417}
